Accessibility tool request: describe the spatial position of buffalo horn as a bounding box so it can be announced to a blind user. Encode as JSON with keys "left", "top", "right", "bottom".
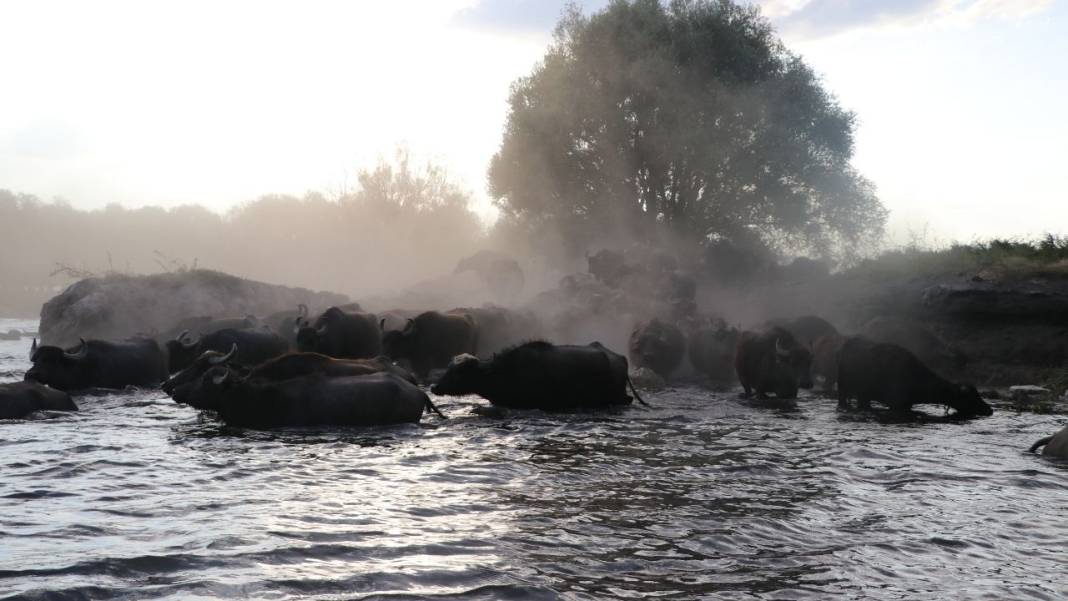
{"left": 298, "top": 303, "right": 308, "bottom": 318}
{"left": 176, "top": 329, "right": 191, "bottom": 343}
{"left": 775, "top": 338, "right": 789, "bottom": 358}
{"left": 209, "top": 344, "right": 238, "bottom": 365}
{"left": 212, "top": 368, "right": 229, "bottom": 385}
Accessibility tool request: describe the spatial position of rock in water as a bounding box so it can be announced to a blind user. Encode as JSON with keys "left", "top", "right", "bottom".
{"left": 39, "top": 270, "right": 348, "bottom": 347}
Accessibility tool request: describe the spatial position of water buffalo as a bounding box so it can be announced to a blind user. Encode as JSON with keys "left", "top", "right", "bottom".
{"left": 454, "top": 250, "right": 525, "bottom": 300}
{"left": 296, "top": 307, "right": 381, "bottom": 359}
{"left": 764, "top": 315, "right": 838, "bottom": 349}
{"left": 687, "top": 318, "right": 739, "bottom": 383}
{"left": 160, "top": 315, "right": 259, "bottom": 342}
{"left": 25, "top": 338, "right": 167, "bottom": 391}
{"left": 446, "top": 305, "right": 541, "bottom": 357}
{"left": 381, "top": 311, "right": 478, "bottom": 378}
{"left": 587, "top": 249, "right": 631, "bottom": 288}
{"left": 431, "top": 341, "right": 644, "bottom": 411}
{"left": 187, "top": 368, "right": 440, "bottom": 428}
{"left": 811, "top": 333, "right": 847, "bottom": 392}
{"left": 861, "top": 316, "right": 967, "bottom": 376}
{"left": 1029, "top": 423, "right": 1068, "bottom": 458}
{"left": 249, "top": 352, "right": 417, "bottom": 384}
{"left": 0, "top": 381, "right": 78, "bottom": 419}
{"left": 166, "top": 328, "right": 289, "bottom": 374}
{"left": 629, "top": 319, "right": 686, "bottom": 378}
{"left": 735, "top": 327, "right": 813, "bottom": 399}
{"left": 164, "top": 349, "right": 417, "bottom": 405}
{"left": 836, "top": 336, "right": 991, "bottom": 418}
{"left": 263, "top": 304, "right": 309, "bottom": 346}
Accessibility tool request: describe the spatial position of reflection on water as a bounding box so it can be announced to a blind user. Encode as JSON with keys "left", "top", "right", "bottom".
{"left": 1, "top": 321, "right": 1067, "bottom": 600}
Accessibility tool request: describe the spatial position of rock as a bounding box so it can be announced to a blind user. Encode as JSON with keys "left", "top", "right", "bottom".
{"left": 39, "top": 270, "right": 348, "bottom": 347}
{"left": 1011, "top": 385, "right": 1051, "bottom": 405}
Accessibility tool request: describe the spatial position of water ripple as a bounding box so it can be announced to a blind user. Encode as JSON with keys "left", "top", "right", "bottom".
{"left": 0, "top": 330, "right": 1067, "bottom": 599}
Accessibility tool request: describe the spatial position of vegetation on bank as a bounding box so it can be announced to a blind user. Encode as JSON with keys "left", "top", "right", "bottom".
{"left": 850, "top": 235, "right": 1068, "bottom": 280}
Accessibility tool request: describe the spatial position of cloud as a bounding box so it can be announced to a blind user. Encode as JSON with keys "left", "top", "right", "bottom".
{"left": 757, "top": 0, "right": 1054, "bottom": 38}
{"left": 451, "top": 0, "right": 609, "bottom": 33}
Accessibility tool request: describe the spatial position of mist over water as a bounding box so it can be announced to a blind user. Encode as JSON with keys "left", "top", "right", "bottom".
{"left": 2, "top": 322, "right": 1066, "bottom": 600}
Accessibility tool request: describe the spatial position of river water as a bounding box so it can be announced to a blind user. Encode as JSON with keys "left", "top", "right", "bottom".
{"left": 1, "top": 318, "right": 1066, "bottom": 600}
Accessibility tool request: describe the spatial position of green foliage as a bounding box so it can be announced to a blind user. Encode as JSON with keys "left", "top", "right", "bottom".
{"left": 489, "top": 0, "right": 886, "bottom": 258}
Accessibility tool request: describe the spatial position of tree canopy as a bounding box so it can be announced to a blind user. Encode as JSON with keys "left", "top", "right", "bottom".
{"left": 489, "top": 0, "right": 886, "bottom": 260}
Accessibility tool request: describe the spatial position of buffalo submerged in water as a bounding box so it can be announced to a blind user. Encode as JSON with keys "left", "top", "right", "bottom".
{"left": 0, "top": 381, "right": 78, "bottom": 419}
{"left": 735, "top": 327, "right": 813, "bottom": 399}
{"left": 431, "top": 341, "right": 645, "bottom": 411}
{"left": 382, "top": 311, "right": 478, "bottom": 378}
{"left": 836, "top": 336, "right": 991, "bottom": 418}
{"left": 165, "top": 328, "right": 289, "bottom": 374}
{"left": 25, "top": 337, "right": 167, "bottom": 391}
{"left": 167, "top": 365, "right": 442, "bottom": 428}
{"left": 163, "top": 347, "right": 417, "bottom": 402}
{"left": 297, "top": 306, "right": 382, "bottom": 360}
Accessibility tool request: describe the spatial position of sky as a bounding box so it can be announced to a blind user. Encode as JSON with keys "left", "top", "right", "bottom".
{"left": 0, "top": 0, "right": 1064, "bottom": 245}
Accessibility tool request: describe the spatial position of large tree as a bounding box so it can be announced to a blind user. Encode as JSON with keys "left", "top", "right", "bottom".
{"left": 489, "top": 0, "right": 886, "bottom": 259}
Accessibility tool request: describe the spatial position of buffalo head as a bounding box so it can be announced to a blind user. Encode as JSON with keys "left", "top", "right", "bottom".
{"left": 430, "top": 354, "right": 481, "bottom": 396}
{"left": 24, "top": 338, "right": 91, "bottom": 391}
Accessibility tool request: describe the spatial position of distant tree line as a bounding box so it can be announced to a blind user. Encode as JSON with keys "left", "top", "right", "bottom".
{"left": 0, "top": 151, "right": 486, "bottom": 315}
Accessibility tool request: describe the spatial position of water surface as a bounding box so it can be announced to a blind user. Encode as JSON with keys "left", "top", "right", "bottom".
{"left": 1, "top": 319, "right": 1066, "bottom": 600}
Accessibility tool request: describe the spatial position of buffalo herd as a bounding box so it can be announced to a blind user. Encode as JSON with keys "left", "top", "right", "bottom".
{"left": 2, "top": 261, "right": 1062, "bottom": 458}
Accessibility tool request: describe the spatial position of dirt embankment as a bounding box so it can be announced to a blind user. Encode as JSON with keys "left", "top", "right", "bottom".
{"left": 39, "top": 270, "right": 348, "bottom": 347}
{"left": 720, "top": 267, "right": 1068, "bottom": 389}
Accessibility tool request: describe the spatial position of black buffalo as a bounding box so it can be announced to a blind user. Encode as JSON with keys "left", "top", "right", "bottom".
{"left": 164, "top": 349, "right": 417, "bottom": 405}
{"left": 25, "top": 338, "right": 167, "bottom": 391}
{"left": 166, "top": 327, "right": 288, "bottom": 374}
{"left": 249, "top": 353, "right": 417, "bottom": 384}
{"left": 454, "top": 250, "right": 525, "bottom": 299}
{"left": 431, "top": 341, "right": 644, "bottom": 411}
{"left": 381, "top": 311, "right": 478, "bottom": 378}
{"left": 735, "top": 327, "right": 813, "bottom": 399}
{"left": 629, "top": 319, "right": 686, "bottom": 378}
{"left": 0, "top": 381, "right": 78, "bottom": 419}
{"left": 687, "top": 318, "right": 739, "bottom": 383}
{"left": 586, "top": 249, "right": 631, "bottom": 288}
{"left": 181, "top": 368, "right": 440, "bottom": 428}
{"left": 446, "top": 305, "right": 541, "bottom": 357}
{"left": 263, "top": 304, "right": 309, "bottom": 346}
{"left": 836, "top": 336, "right": 991, "bottom": 418}
{"left": 160, "top": 315, "right": 259, "bottom": 342}
{"left": 763, "top": 315, "right": 838, "bottom": 349}
{"left": 811, "top": 333, "right": 847, "bottom": 392}
{"left": 296, "top": 307, "right": 381, "bottom": 359}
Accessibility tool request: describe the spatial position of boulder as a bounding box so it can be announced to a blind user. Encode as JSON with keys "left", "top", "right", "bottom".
{"left": 39, "top": 270, "right": 348, "bottom": 347}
